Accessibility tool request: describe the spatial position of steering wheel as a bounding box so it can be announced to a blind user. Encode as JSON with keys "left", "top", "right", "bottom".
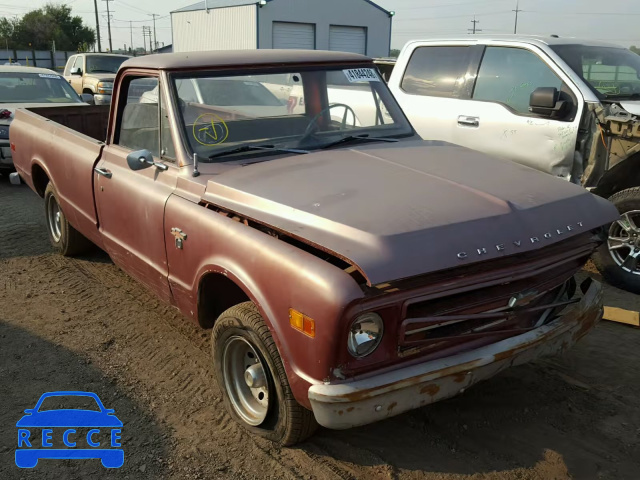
{"left": 299, "top": 103, "right": 358, "bottom": 144}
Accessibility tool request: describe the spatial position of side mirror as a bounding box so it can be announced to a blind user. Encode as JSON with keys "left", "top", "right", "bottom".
{"left": 105, "top": 409, "right": 115, "bottom": 414}
{"left": 126, "top": 149, "right": 168, "bottom": 172}
{"left": 23, "top": 409, "right": 34, "bottom": 414}
{"left": 70, "top": 67, "right": 82, "bottom": 76}
{"left": 529, "top": 87, "right": 569, "bottom": 119}
{"left": 126, "top": 149, "right": 155, "bottom": 171}
{"left": 81, "top": 93, "right": 95, "bottom": 104}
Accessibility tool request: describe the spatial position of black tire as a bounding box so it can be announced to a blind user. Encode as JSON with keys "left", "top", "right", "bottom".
{"left": 44, "top": 183, "right": 92, "bottom": 256}
{"left": 592, "top": 187, "right": 640, "bottom": 294}
{"left": 211, "top": 302, "right": 318, "bottom": 446}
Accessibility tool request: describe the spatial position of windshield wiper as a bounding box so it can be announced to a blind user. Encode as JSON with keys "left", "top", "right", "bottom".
{"left": 604, "top": 92, "right": 640, "bottom": 100}
{"left": 207, "top": 144, "right": 309, "bottom": 161}
{"left": 318, "top": 134, "right": 399, "bottom": 150}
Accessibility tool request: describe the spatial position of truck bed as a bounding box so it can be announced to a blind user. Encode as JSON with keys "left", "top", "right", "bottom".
{"left": 10, "top": 105, "right": 110, "bottom": 249}
{"left": 26, "top": 105, "right": 110, "bottom": 142}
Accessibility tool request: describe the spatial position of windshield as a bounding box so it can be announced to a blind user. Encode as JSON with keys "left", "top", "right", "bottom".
{"left": 38, "top": 395, "right": 101, "bottom": 412}
{"left": 172, "top": 66, "right": 413, "bottom": 161}
{"left": 0, "top": 72, "right": 82, "bottom": 104}
{"left": 551, "top": 45, "right": 640, "bottom": 99}
{"left": 86, "top": 55, "right": 128, "bottom": 74}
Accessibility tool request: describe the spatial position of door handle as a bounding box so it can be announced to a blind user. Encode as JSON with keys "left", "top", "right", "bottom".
{"left": 94, "top": 167, "right": 112, "bottom": 179}
{"left": 458, "top": 116, "right": 480, "bottom": 128}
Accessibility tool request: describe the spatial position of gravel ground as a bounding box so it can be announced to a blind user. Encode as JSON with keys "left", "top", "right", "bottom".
{"left": 1, "top": 175, "right": 639, "bottom": 480}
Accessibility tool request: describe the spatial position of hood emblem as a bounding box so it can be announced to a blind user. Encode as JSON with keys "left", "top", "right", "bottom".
{"left": 457, "top": 222, "right": 584, "bottom": 260}
{"left": 171, "top": 228, "right": 187, "bottom": 250}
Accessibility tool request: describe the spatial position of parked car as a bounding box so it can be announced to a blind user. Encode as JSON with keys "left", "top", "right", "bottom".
{"left": 0, "top": 66, "right": 92, "bottom": 173}
{"left": 10, "top": 49, "right": 617, "bottom": 446}
{"left": 63, "top": 53, "right": 130, "bottom": 105}
{"left": 389, "top": 36, "right": 640, "bottom": 293}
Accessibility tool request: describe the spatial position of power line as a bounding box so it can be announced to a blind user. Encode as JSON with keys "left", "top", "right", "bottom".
{"left": 513, "top": 0, "right": 522, "bottom": 34}
{"left": 468, "top": 16, "right": 481, "bottom": 35}
{"left": 102, "top": 0, "right": 114, "bottom": 52}
{"left": 93, "top": 0, "right": 102, "bottom": 52}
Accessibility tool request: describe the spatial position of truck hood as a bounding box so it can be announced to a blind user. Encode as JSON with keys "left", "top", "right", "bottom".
{"left": 85, "top": 73, "right": 116, "bottom": 83}
{"left": 619, "top": 101, "right": 640, "bottom": 116}
{"left": 201, "top": 140, "right": 618, "bottom": 285}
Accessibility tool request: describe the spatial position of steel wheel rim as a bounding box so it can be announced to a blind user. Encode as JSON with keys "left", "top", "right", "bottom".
{"left": 47, "top": 196, "right": 62, "bottom": 243}
{"left": 222, "top": 336, "right": 269, "bottom": 426}
{"left": 607, "top": 210, "right": 640, "bottom": 275}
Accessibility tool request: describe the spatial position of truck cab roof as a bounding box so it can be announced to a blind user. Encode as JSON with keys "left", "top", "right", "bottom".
{"left": 120, "top": 49, "right": 371, "bottom": 71}
{"left": 404, "top": 35, "right": 621, "bottom": 49}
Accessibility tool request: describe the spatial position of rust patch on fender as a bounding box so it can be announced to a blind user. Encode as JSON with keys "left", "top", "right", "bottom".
{"left": 346, "top": 407, "right": 354, "bottom": 412}
{"left": 453, "top": 372, "right": 467, "bottom": 383}
{"left": 420, "top": 384, "right": 440, "bottom": 396}
{"left": 387, "top": 401, "right": 397, "bottom": 412}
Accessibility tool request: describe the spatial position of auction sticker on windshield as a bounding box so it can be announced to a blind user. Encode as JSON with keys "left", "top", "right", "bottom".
{"left": 38, "top": 74, "right": 61, "bottom": 79}
{"left": 343, "top": 68, "right": 380, "bottom": 83}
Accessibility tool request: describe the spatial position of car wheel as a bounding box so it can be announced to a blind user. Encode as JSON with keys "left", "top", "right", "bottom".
{"left": 593, "top": 187, "right": 640, "bottom": 293}
{"left": 44, "top": 183, "right": 92, "bottom": 256}
{"left": 211, "top": 302, "right": 318, "bottom": 446}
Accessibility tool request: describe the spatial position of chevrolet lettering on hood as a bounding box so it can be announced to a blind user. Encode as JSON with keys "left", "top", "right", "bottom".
{"left": 457, "top": 222, "right": 585, "bottom": 260}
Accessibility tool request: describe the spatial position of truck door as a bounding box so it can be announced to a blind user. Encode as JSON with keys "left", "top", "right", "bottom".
{"left": 94, "top": 74, "right": 178, "bottom": 303}
{"left": 450, "top": 45, "right": 583, "bottom": 180}
{"left": 390, "top": 44, "right": 482, "bottom": 144}
{"left": 68, "top": 55, "right": 84, "bottom": 94}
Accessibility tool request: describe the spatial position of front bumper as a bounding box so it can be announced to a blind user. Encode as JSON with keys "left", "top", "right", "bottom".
{"left": 0, "top": 143, "right": 13, "bottom": 170}
{"left": 308, "top": 280, "right": 603, "bottom": 430}
{"left": 93, "top": 94, "right": 112, "bottom": 105}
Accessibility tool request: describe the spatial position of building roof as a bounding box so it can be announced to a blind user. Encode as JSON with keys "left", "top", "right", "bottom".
{"left": 172, "top": 0, "right": 390, "bottom": 15}
{"left": 405, "top": 35, "right": 622, "bottom": 49}
{"left": 120, "top": 49, "right": 370, "bottom": 70}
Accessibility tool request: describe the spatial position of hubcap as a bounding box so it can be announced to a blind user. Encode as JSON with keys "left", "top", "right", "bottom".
{"left": 47, "top": 197, "right": 62, "bottom": 242}
{"left": 222, "top": 336, "right": 269, "bottom": 426}
{"left": 607, "top": 210, "right": 640, "bottom": 275}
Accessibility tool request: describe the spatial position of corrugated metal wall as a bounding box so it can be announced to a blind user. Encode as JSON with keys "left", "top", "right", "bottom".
{"left": 172, "top": 5, "right": 257, "bottom": 52}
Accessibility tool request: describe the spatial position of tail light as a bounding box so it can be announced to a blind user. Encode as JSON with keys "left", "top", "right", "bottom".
{"left": 0, "top": 109, "right": 12, "bottom": 120}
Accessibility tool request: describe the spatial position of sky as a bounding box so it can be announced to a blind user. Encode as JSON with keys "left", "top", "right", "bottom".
{"left": 2, "top": 0, "right": 640, "bottom": 52}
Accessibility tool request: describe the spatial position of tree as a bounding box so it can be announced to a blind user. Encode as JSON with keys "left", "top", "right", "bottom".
{"left": 2, "top": 4, "right": 95, "bottom": 51}
{"left": 389, "top": 49, "right": 401, "bottom": 58}
{"left": 631, "top": 46, "right": 640, "bottom": 55}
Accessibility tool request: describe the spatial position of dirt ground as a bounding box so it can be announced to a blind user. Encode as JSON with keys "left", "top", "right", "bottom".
{"left": 1, "top": 175, "right": 639, "bottom": 480}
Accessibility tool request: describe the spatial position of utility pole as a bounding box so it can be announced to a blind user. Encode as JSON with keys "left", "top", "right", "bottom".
{"left": 103, "top": 0, "right": 114, "bottom": 52}
{"left": 513, "top": 0, "right": 522, "bottom": 34}
{"left": 130, "top": 21, "right": 134, "bottom": 53}
{"left": 468, "top": 16, "right": 481, "bottom": 35}
{"left": 93, "top": 0, "right": 102, "bottom": 52}
{"left": 142, "top": 26, "right": 153, "bottom": 54}
{"left": 149, "top": 14, "right": 159, "bottom": 52}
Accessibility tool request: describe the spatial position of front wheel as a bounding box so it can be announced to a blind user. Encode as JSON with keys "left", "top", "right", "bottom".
{"left": 44, "top": 183, "right": 92, "bottom": 256}
{"left": 593, "top": 187, "right": 640, "bottom": 293}
{"left": 211, "top": 302, "right": 317, "bottom": 446}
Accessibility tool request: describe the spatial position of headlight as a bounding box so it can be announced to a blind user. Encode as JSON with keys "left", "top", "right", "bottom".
{"left": 97, "top": 82, "right": 113, "bottom": 94}
{"left": 347, "top": 312, "right": 384, "bottom": 358}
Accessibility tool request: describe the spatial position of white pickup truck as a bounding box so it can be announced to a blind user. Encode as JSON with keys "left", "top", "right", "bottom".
{"left": 388, "top": 35, "right": 640, "bottom": 293}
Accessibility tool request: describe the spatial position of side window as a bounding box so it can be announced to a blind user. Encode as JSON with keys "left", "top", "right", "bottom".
{"left": 64, "top": 56, "right": 76, "bottom": 76}
{"left": 73, "top": 56, "right": 83, "bottom": 73}
{"left": 473, "top": 47, "right": 563, "bottom": 115}
{"left": 401, "top": 46, "right": 472, "bottom": 98}
{"left": 117, "top": 77, "right": 160, "bottom": 157}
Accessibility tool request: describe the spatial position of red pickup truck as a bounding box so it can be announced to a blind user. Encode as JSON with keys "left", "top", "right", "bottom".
{"left": 10, "top": 50, "right": 618, "bottom": 446}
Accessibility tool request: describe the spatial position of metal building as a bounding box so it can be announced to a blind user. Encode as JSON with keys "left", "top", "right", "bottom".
{"left": 171, "top": 0, "right": 393, "bottom": 57}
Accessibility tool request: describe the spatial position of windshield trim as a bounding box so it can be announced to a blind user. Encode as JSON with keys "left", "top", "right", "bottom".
{"left": 168, "top": 63, "right": 415, "bottom": 162}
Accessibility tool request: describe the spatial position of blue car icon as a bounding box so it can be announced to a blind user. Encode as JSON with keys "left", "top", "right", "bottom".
{"left": 16, "top": 391, "right": 123, "bottom": 468}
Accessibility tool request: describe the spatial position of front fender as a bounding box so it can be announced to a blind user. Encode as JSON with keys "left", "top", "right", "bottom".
{"left": 164, "top": 195, "right": 364, "bottom": 407}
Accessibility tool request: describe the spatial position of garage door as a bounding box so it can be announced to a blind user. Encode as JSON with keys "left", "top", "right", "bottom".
{"left": 329, "top": 26, "right": 367, "bottom": 55}
{"left": 272, "top": 22, "right": 315, "bottom": 50}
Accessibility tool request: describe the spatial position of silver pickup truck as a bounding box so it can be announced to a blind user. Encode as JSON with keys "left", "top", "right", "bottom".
{"left": 389, "top": 36, "right": 640, "bottom": 293}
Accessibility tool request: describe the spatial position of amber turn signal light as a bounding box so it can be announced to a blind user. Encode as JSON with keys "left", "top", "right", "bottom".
{"left": 289, "top": 309, "right": 315, "bottom": 338}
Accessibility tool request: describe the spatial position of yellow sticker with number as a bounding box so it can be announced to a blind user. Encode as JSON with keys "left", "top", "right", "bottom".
{"left": 192, "top": 113, "right": 229, "bottom": 146}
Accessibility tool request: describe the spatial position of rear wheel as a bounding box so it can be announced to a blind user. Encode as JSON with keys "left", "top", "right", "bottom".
{"left": 211, "top": 302, "right": 317, "bottom": 446}
{"left": 44, "top": 183, "right": 92, "bottom": 256}
{"left": 593, "top": 187, "right": 640, "bottom": 293}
